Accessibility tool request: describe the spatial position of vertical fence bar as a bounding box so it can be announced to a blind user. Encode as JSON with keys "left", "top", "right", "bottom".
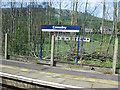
{"left": 112, "top": 37, "right": 118, "bottom": 74}
{"left": 5, "top": 33, "right": 8, "bottom": 59}
{"left": 91, "top": 38, "right": 93, "bottom": 59}
{"left": 76, "top": 29, "right": 80, "bottom": 63}
{"left": 51, "top": 34, "right": 55, "bottom": 66}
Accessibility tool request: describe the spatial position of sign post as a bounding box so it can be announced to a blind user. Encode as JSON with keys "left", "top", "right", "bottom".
{"left": 40, "top": 25, "right": 80, "bottom": 63}
{"left": 112, "top": 37, "right": 118, "bottom": 74}
{"left": 51, "top": 34, "right": 55, "bottom": 66}
{"left": 5, "top": 33, "right": 8, "bottom": 59}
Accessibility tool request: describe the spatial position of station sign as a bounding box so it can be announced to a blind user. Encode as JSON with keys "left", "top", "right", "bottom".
{"left": 40, "top": 25, "right": 80, "bottom": 63}
{"left": 41, "top": 25, "right": 80, "bottom": 32}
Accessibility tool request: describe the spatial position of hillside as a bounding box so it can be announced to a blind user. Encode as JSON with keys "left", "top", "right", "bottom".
{"left": 2, "top": 6, "right": 113, "bottom": 32}
{"left": 52, "top": 8, "right": 113, "bottom": 29}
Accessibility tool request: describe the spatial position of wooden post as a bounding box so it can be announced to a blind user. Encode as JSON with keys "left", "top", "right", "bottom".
{"left": 51, "top": 35, "right": 55, "bottom": 66}
{"left": 112, "top": 37, "right": 118, "bottom": 74}
{"left": 5, "top": 33, "right": 8, "bottom": 59}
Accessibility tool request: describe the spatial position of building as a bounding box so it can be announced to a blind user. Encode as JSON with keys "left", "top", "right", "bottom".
{"left": 117, "top": 29, "right": 120, "bottom": 34}
{"left": 99, "top": 26, "right": 112, "bottom": 34}
{"left": 85, "top": 27, "right": 94, "bottom": 33}
{"left": 55, "top": 35, "right": 91, "bottom": 42}
{"left": 99, "top": 26, "right": 119, "bottom": 34}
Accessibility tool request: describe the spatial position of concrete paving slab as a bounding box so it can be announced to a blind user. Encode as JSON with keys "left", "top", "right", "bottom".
{"left": 92, "top": 82, "right": 119, "bottom": 88}
{"left": 62, "top": 79, "right": 93, "bottom": 88}
{"left": 1, "top": 67, "right": 20, "bottom": 74}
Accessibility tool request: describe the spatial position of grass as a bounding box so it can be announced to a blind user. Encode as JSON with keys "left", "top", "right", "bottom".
{"left": 5, "top": 34, "right": 120, "bottom": 68}
{"left": 82, "top": 59, "right": 120, "bottom": 68}
{"left": 41, "top": 34, "right": 120, "bottom": 67}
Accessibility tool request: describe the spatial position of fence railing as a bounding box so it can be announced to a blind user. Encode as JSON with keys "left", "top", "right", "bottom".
{"left": 3, "top": 33, "right": 119, "bottom": 74}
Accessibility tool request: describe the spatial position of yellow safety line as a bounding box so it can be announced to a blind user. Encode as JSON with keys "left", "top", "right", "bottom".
{"left": 1, "top": 64, "right": 119, "bottom": 86}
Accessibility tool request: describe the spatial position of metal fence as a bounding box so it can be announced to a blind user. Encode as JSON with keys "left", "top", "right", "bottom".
{"left": 1, "top": 0, "right": 120, "bottom": 67}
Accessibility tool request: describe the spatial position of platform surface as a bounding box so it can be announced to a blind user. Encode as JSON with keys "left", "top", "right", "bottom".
{"left": 1, "top": 60, "right": 120, "bottom": 88}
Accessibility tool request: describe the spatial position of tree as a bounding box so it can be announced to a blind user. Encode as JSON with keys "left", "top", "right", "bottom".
{"left": 49, "top": 0, "right": 52, "bottom": 55}
{"left": 106, "top": 0, "right": 117, "bottom": 56}
{"left": 80, "top": 0, "right": 88, "bottom": 63}
{"left": 100, "top": 0, "right": 106, "bottom": 54}
{"left": 75, "top": 0, "right": 78, "bottom": 25}
{"left": 57, "top": 0, "right": 61, "bottom": 56}
{"left": 74, "top": 0, "right": 78, "bottom": 53}
{"left": 58, "top": 0, "right": 61, "bottom": 25}
{"left": 70, "top": 0, "right": 75, "bottom": 53}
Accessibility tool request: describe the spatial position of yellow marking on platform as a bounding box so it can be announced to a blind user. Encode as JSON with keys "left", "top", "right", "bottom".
{"left": 1, "top": 64, "right": 119, "bottom": 86}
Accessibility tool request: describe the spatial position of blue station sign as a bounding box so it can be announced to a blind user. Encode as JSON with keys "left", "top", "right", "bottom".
{"left": 40, "top": 25, "right": 80, "bottom": 63}
{"left": 41, "top": 25, "right": 80, "bottom": 32}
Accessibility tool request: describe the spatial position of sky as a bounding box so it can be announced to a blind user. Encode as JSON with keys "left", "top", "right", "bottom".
{"left": 1, "top": 0, "right": 120, "bottom": 2}
{"left": 1, "top": 0, "right": 120, "bottom": 21}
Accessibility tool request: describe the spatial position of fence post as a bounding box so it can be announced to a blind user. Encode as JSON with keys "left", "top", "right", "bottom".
{"left": 51, "top": 34, "right": 55, "bottom": 66}
{"left": 5, "top": 33, "right": 8, "bottom": 59}
{"left": 112, "top": 37, "right": 118, "bottom": 74}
